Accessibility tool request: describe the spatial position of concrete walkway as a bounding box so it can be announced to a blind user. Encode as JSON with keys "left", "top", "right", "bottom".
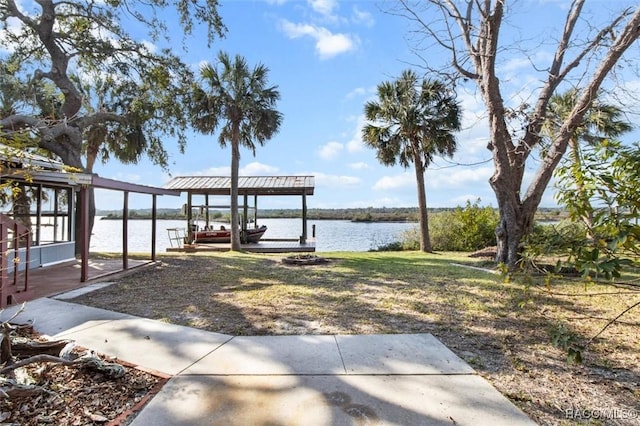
{"left": 2, "top": 296, "right": 536, "bottom": 425}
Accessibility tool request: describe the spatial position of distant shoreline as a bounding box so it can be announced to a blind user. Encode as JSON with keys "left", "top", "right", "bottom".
{"left": 97, "top": 207, "right": 566, "bottom": 223}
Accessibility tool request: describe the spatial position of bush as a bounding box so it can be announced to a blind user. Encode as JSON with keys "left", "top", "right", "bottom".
{"left": 523, "top": 220, "right": 587, "bottom": 258}
{"left": 379, "top": 199, "right": 499, "bottom": 252}
{"left": 430, "top": 200, "right": 499, "bottom": 251}
{"left": 372, "top": 241, "right": 406, "bottom": 251}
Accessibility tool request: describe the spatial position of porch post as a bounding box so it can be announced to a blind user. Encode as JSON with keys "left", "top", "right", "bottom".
{"left": 80, "top": 186, "right": 89, "bottom": 282}
{"left": 254, "top": 195, "right": 258, "bottom": 226}
{"left": 243, "top": 194, "right": 248, "bottom": 232}
{"left": 35, "top": 184, "right": 42, "bottom": 245}
{"left": 151, "top": 194, "right": 157, "bottom": 261}
{"left": 301, "top": 192, "right": 308, "bottom": 243}
{"left": 122, "top": 191, "right": 129, "bottom": 270}
{"left": 187, "top": 192, "right": 192, "bottom": 243}
{"left": 205, "top": 194, "right": 209, "bottom": 226}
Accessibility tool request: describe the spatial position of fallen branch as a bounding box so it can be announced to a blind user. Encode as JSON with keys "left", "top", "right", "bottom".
{"left": 0, "top": 379, "right": 57, "bottom": 399}
{"left": 0, "top": 302, "right": 27, "bottom": 325}
{"left": 0, "top": 351, "right": 125, "bottom": 379}
{"left": 586, "top": 298, "right": 640, "bottom": 347}
{"left": 564, "top": 316, "right": 640, "bottom": 326}
{"left": 0, "top": 354, "right": 74, "bottom": 375}
{"left": 12, "top": 339, "right": 73, "bottom": 357}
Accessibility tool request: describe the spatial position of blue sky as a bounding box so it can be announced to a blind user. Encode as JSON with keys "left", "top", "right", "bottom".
{"left": 91, "top": 0, "right": 640, "bottom": 211}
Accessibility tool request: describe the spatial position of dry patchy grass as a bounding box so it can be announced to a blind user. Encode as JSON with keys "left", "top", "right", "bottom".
{"left": 72, "top": 251, "right": 640, "bottom": 425}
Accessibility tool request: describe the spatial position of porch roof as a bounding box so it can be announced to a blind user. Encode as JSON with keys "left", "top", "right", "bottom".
{"left": 1, "top": 144, "right": 179, "bottom": 196}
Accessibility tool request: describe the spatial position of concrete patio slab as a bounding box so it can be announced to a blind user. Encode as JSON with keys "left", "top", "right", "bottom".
{"left": 183, "top": 335, "right": 345, "bottom": 375}
{"left": 0, "top": 298, "right": 135, "bottom": 336}
{"left": 52, "top": 282, "right": 117, "bottom": 300}
{"left": 2, "top": 298, "right": 536, "bottom": 424}
{"left": 336, "top": 333, "right": 475, "bottom": 375}
{"left": 131, "top": 374, "right": 536, "bottom": 426}
{"left": 54, "top": 318, "right": 233, "bottom": 375}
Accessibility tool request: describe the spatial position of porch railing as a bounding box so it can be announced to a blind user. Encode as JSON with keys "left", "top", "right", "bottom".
{"left": 0, "top": 213, "right": 31, "bottom": 307}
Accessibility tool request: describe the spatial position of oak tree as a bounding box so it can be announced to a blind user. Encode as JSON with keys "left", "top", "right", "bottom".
{"left": 393, "top": 0, "right": 640, "bottom": 267}
{"left": 0, "top": 0, "right": 225, "bottom": 253}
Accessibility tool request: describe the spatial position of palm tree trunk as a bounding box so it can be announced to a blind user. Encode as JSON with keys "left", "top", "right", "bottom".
{"left": 230, "top": 135, "right": 242, "bottom": 251}
{"left": 413, "top": 152, "right": 432, "bottom": 252}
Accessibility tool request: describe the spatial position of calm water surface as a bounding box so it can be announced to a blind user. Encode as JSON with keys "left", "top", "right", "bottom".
{"left": 90, "top": 217, "right": 417, "bottom": 253}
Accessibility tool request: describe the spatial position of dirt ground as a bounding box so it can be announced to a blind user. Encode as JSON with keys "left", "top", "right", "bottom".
{"left": 66, "top": 253, "right": 640, "bottom": 425}
{"left": 0, "top": 324, "right": 164, "bottom": 425}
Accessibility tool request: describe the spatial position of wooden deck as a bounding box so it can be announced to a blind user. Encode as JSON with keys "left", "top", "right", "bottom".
{"left": 166, "top": 239, "right": 316, "bottom": 254}
{"left": 3, "top": 258, "right": 155, "bottom": 307}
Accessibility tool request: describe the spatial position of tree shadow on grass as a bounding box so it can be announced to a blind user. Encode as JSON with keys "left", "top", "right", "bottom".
{"left": 71, "top": 253, "right": 640, "bottom": 425}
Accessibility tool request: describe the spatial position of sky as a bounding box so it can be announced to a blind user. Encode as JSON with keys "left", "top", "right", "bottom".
{"left": 83, "top": 0, "right": 640, "bottom": 211}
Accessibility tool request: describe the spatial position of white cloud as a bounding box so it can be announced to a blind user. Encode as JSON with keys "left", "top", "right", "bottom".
{"left": 348, "top": 162, "right": 369, "bottom": 170}
{"left": 352, "top": 6, "right": 374, "bottom": 27}
{"left": 372, "top": 173, "right": 414, "bottom": 191}
{"left": 313, "top": 172, "right": 361, "bottom": 188}
{"left": 279, "top": 20, "right": 358, "bottom": 59}
{"left": 308, "top": 0, "right": 338, "bottom": 16}
{"left": 346, "top": 115, "right": 366, "bottom": 153}
{"left": 175, "top": 162, "right": 280, "bottom": 177}
{"left": 317, "top": 141, "right": 344, "bottom": 160}
{"left": 452, "top": 136, "right": 492, "bottom": 164}
{"left": 315, "top": 31, "right": 357, "bottom": 58}
{"left": 344, "top": 86, "right": 371, "bottom": 100}
{"left": 190, "top": 166, "right": 230, "bottom": 176}
{"left": 427, "top": 166, "right": 493, "bottom": 189}
{"left": 371, "top": 165, "right": 493, "bottom": 199}
{"left": 241, "top": 162, "right": 280, "bottom": 175}
{"left": 499, "top": 57, "right": 533, "bottom": 75}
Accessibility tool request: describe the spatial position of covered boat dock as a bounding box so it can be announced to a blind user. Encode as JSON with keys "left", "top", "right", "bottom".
{"left": 163, "top": 176, "right": 315, "bottom": 253}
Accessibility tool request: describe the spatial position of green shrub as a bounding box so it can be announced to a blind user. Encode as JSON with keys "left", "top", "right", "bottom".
{"left": 372, "top": 241, "right": 406, "bottom": 251}
{"left": 380, "top": 199, "right": 499, "bottom": 252}
{"left": 523, "top": 220, "right": 587, "bottom": 258}
{"left": 399, "top": 227, "right": 421, "bottom": 250}
{"left": 430, "top": 199, "right": 498, "bottom": 251}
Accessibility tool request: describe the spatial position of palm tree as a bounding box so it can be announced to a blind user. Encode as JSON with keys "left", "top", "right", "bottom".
{"left": 543, "top": 90, "right": 632, "bottom": 236}
{"left": 362, "top": 70, "right": 461, "bottom": 252}
{"left": 192, "top": 51, "right": 282, "bottom": 250}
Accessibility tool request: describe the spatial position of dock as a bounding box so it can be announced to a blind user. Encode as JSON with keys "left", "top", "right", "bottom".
{"left": 166, "top": 239, "right": 316, "bottom": 254}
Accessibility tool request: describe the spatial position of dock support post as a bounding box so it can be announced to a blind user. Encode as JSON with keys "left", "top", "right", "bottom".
{"left": 301, "top": 192, "right": 308, "bottom": 243}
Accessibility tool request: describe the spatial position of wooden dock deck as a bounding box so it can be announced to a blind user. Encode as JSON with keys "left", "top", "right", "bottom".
{"left": 3, "top": 258, "right": 154, "bottom": 306}
{"left": 166, "top": 239, "right": 316, "bottom": 254}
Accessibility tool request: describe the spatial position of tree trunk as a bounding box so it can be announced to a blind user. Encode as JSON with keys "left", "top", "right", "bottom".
{"left": 40, "top": 131, "right": 93, "bottom": 256}
{"left": 230, "top": 137, "right": 242, "bottom": 251}
{"left": 74, "top": 188, "right": 96, "bottom": 257}
{"left": 493, "top": 194, "right": 525, "bottom": 267}
{"left": 396, "top": 1, "right": 640, "bottom": 269}
{"left": 413, "top": 151, "right": 432, "bottom": 253}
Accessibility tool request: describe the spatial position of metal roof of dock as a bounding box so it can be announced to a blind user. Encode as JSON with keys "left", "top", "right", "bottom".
{"left": 164, "top": 176, "right": 315, "bottom": 196}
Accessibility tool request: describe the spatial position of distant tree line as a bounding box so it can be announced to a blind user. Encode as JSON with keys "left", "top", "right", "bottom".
{"left": 98, "top": 207, "right": 423, "bottom": 221}
{"left": 98, "top": 206, "right": 567, "bottom": 222}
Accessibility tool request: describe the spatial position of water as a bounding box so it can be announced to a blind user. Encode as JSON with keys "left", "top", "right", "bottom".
{"left": 90, "top": 217, "right": 417, "bottom": 253}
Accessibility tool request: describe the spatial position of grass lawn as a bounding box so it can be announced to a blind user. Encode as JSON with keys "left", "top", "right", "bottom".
{"left": 74, "top": 251, "right": 640, "bottom": 425}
